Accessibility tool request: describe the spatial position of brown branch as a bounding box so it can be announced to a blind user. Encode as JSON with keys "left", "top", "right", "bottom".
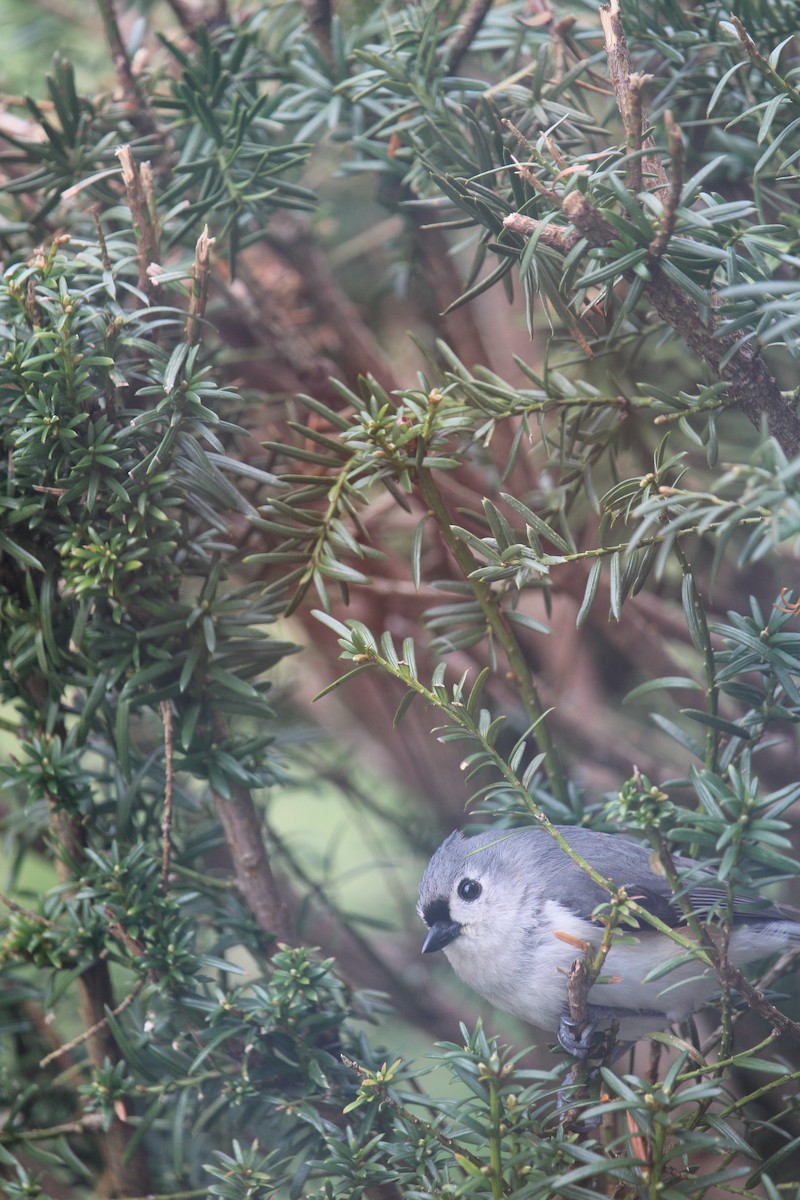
{"left": 17, "top": 997, "right": 76, "bottom": 1075}
{"left": 185, "top": 226, "right": 215, "bottom": 345}
{"left": 503, "top": 120, "right": 562, "bottom": 204}
{"left": 0, "top": 890, "right": 54, "bottom": 925}
{"left": 648, "top": 112, "right": 683, "bottom": 260}
{"left": 96, "top": 0, "right": 158, "bottom": 136}
{"left": 566, "top": 954, "right": 590, "bottom": 1035}
{"left": 90, "top": 204, "right": 112, "bottom": 273}
{"left": 211, "top": 713, "right": 291, "bottom": 943}
{"left": 718, "top": 958, "right": 800, "bottom": 1041}
{"left": 106, "top": 910, "right": 153, "bottom": 966}
{"left": 116, "top": 144, "right": 160, "bottom": 296}
{"left": 267, "top": 214, "right": 399, "bottom": 390}
{"left": 39, "top": 978, "right": 147, "bottom": 1070}
{"left": 599, "top": 0, "right": 667, "bottom": 192}
{"left": 561, "top": 190, "right": 800, "bottom": 457}
{"left": 502, "top": 211, "right": 579, "bottom": 252}
{"left": 701, "top": 944, "right": 800, "bottom": 1056}
{"left": 731, "top": 16, "right": 800, "bottom": 106}
{"left": 302, "top": 0, "right": 334, "bottom": 70}
{"left": 47, "top": 804, "right": 152, "bottom": 1194}
{"left": 161, "top": 700, "right": 175, "bottom": 892}
{"left": 442, "top": 0, "right": 495, "bottom": 73}
{"left": 561, "top": 954, "right": 608, "bottom": 1133}
{"left": 626, "top": 73, "right": 646, "bottom": 192}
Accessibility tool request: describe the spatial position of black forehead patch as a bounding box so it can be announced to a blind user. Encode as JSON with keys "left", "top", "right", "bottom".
{"left": 422, "top": 897, "right": 451, "bottom": 928}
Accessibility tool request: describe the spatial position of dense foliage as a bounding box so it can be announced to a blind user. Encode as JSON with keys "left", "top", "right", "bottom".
{"left": 0, "top": 0, "right": 799, "bottom": 1197}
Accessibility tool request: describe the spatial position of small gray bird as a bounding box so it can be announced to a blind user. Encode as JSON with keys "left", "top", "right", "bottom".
{"left": 418, "top": 826, "right": 800, "bottom": 1052}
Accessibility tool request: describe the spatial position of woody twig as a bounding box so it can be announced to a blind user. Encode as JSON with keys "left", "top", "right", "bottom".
{"left": 599, "top": 0, "right": 667, "bottom": 193}
{"left": 116, "top": 145, "right": 160, "bottom": 297}
{"left": 185, "top": 226, "right": 215, "bottom": 346}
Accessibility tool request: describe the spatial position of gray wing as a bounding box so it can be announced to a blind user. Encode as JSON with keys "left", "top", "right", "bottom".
{"left": 544, "top": 828, "right": 681, "bottom": 926}
{"left": 545, "top": 828, "right": 789, "bottom": 929}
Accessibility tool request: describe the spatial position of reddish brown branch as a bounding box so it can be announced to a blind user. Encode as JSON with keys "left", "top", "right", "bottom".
{"left": 649, "top": 112, "right": 683, "bottom": 260}
{"left": 503, "top": 211, "right": 579, "bottom": 252}
{"left": 47, "top": 804, "right": 152, "bottom": 1194}
{"left": 96, "top": 0, "right": 158, "bottom": 136}
{"left": 39, "top": 978, "right": 147, "bottom": 1070}
{"left": 267, "top": 214, "right": 399, "bottom": 390}
{"left": 185, "top": 226, "right": 215, "bottom": 346}
{"left": 717, "top": 959, "right": 800, "bottom": 1041}
{"left": 161, "top": 700, "right": 175, "bottom": 892}
{"left": 505, "top": 196, "right": 800, "bottom": 455}
{"left": 116, "top": 145, "right": 160, "bottom": 296}
{"left": 503, "top": 120, "right": 562, "bottom": 204}
{"left": 302, "top": 0, "right": 334, "bottom": 69}
{"left": 626, "top": 73, "right": 645, "bottom": 192}
{"left": 599, "top": 0, "right": 666, "bottom": 192}
{"left": 442, "top": 0, "right": 495, "bottom": 73}
{"left": 211, "top": 714, "right": 291, "bottom": 943}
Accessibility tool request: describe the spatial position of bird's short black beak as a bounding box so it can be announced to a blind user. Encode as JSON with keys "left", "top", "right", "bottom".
{"left": 421, "top": 919, "right": 461, "bottom": 954}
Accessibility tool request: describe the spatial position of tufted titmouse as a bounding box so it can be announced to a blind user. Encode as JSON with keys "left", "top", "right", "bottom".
{"left": 418, "top": 826, "right": 800, "bottom": 1052}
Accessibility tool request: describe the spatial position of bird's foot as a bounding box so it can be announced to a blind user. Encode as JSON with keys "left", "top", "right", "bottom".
{"left": 556, "top": 1012, "right": 599, "bottom": 1060}
{"left": 556, "top": 1005, "right": 618, "bottom": 1129}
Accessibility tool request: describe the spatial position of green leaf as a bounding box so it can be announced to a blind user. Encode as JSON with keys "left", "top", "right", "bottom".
{"left": 650, "top": 714, "right": 704, "bottom": 759}
{"left": 313, "top": 664, "right": 374, "bottom": 700}
{"left": 0, "top": 532, "right": 44, "bottom": 572}
{"left": 500, "top": 493, "right": 570, "bottom": 551}
{"left": 681, "top": 709, "right": 752, "bottom": 739}
{"left": 681, "top": 573, "right": 706, "bottom": 654}
{"left": 393, "top": 690, "right": 417, "bottom": 725}
{"left": 623, "top": 676, "right": 701, "bottom": 702}
{"left": 609, "top": 552, "right": 623, "bottom": 621}
{"left": 411, "top": 515, "right": 428, "bottom": 591}
{"left": 311, "top": 610, "right": 352, "bottom": 639}
{"left": 505, "top": 609, "right": 550, "bottom": 634}
{"left": 577, "top": 559, "right": 602, "bottom": 628}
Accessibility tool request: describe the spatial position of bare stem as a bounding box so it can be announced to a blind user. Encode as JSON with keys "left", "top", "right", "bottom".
{"left": 95, "top": 0, "right": 158, "bottom": 135}
{"left": 39, "top": 978, "right": 146, "bottom": 1070}
{"left": 302, "top": 0, "right": 334, "bottom": 69}
{"left": 649, "top": 113, "right": 683, "bottom": 260}
{"left": 161, "top": 699, "right": 175, "bottom": 893}
{"left": 503, "top": 212, "right": 579, "bottom": 252}
{"left": 442, "top": 0, "right": 495, "bottom": 73}
{"left": 47, "top": 802, "right": 152, "bottom": 1193}
{"left": 599, "top": 0, "right": 667, "bottom": 192}
{"left": 731, "top": 16, "right": 800, "bottom": 106}
{"left": 211, "top": 713, "right": 292, "bottom": 943}
{"left": 626, "top": 73, "right": 646, "bottom": 192}
{"left": 502, "top": 121, "right": 562, "bottom": 204}
{"left": 116, "top": 144, "right": 161, "bottom": 296}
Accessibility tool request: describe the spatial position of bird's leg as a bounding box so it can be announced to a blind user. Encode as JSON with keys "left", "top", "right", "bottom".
{"left": 558, "top": 1003, "right": 665, "bottom": 1059}
{"left": 555, "top": 1004, "right": 622, "bottom": 1131}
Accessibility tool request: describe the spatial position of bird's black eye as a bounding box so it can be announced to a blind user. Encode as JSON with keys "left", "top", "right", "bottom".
{"left": 457, "top": 878, "right": 482, "bottom": 902}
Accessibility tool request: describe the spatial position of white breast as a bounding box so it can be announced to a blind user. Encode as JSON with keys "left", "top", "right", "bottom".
{"left": 442, "top": 900, "right": 794, "bottom": 1041}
